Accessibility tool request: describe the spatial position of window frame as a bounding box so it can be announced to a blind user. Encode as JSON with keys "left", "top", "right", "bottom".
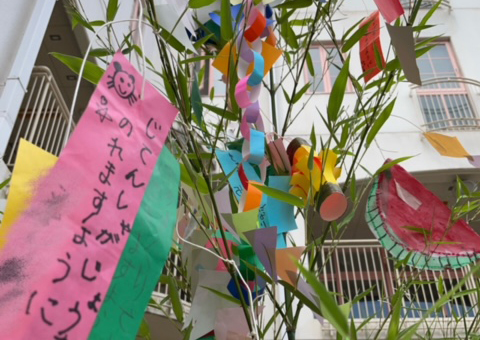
{"left": 304, "top": 43, "right": 352, "bottom": 94}
{"left": 416, "top": 41, "right": 479, "bottom": 130}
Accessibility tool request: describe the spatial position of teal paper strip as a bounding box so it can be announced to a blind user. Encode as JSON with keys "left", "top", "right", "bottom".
{"left": 89, "top": 147, "right": 180, "bottom": 338}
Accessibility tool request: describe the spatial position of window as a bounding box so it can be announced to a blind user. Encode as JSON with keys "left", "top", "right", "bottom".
{"left": 305, "top": 44, "right": 347, "bottom": 93}
{"left": 417, "top": 42, "right": 478, "bottom": 130}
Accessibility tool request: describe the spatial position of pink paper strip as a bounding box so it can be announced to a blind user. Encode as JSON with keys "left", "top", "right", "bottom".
{"left": 373, "top": 0, "right": 405, "bottom": 23}
{"left": 0, "top": 51, "right": 178, "bottom": 339}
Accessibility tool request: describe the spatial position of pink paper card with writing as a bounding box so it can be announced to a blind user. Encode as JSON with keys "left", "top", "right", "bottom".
{"left": 0, "top": 51, "right": 178, "bottom": 339}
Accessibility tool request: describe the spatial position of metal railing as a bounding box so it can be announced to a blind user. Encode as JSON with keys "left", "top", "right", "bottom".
{"left": 411, "top": 77, "right": 480, "bottom": 131}
{"left": 401, "top": 0, "right": 451, "bottom": 9}
{"left": 319, "top": 240, "right": 479, "bottom": 338}
{"left": 3, "top": 66, "right": 74, "bottom": 168}
{"left": 149, "top": 251, "right": 191, "bottom": 319}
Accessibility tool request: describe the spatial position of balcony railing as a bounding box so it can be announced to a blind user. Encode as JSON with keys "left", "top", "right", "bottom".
{"left": 149, "top": 251, "right": 191, "bottom": 319}
{"left": 411, "top": 77, "right": 480, "bottom": 131}
{"left": 400, "top": 0, "right": 451, "bottom": 9}
{"left": 4, "top": 66, "right": 74, "bottom": 168}
{"left": 319, "top": 240, "right": 478, "bottom": 338}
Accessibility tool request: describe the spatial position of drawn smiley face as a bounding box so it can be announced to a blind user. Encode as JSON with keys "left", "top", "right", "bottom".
{"left": 107, "top": 62, "right": 138, "bottom": 105}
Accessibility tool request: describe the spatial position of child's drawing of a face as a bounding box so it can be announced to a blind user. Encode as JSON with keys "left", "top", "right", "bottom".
{"left": 107, "top": 62, "right": 137, "bottom": 105}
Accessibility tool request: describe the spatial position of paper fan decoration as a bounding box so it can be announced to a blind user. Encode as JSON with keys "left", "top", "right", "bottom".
{"left": 366, "top": 161, "right": 480, "bottom": 270}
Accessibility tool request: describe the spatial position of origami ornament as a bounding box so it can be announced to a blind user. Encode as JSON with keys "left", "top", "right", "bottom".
{"left": 287, "top": 138, "right": 347, "bottom": 221}
{"left": 366, "top": 161, "right": 480, "bottom": 270}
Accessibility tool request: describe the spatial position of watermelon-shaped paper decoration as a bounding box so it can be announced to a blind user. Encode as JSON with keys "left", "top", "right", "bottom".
{"left": 366, "top": 161, "right": 480, "bottom": 270}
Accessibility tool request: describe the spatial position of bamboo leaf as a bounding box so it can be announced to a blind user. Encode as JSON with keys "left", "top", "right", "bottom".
{"left": 292, "top": 83, "right": 311, "bottom": 104}
{"left": 50, "top": 52, "right": 104, "bottom": 84}
{"left": 180, "top": 55, "right": 215, "bottom": 64}
{"left": 388, "top": 290, "right": 404, "bottom": 339}
{"left": 297, "top": 264, "right": 350, "bottom": 338}
{"left": 220, "top": 0, "right": 233, "bottom": 42}
{"left": 202, "top": 103, "right": 238, "bottom": 121}
{"left": 251, "top": 183, "right": 305, "bottom": 208}
{"left": 342, "top": 21, "right": 372, "bottom": 53}
{"left": 276, "top": 0, "right": 313, "bottom": 9}
{"left": 0, "top": 178, "right": 10, "bottom": 190}
{"left": 106, "top": 0, "right": 119, "bottom": 22}
{"left": 327, "top": 56, "right": 350, "bottom": 123}
{"left": 375, "top": 156, "right": 414, "bottom": 176}
{"left": 366, "top": 98, "right": 396, "bottom": 146}
{"left": 189, "top": 0, "right": 217, "bottom": 9}
{"left": 166, "top": 277, "right": 184, "bottom": 323}
{"left": 401, "top": 225, "right": 432, "bottom": 237}
{"left": 202, "top": 286, "right": 241, "bottom": 305}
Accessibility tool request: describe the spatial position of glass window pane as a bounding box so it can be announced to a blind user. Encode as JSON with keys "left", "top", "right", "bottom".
{"left": 308, "top": 48, "right": 325, "bottom": 93}
{"left": 418, "top": 59, "right": 433, "bottom": 74}
{"left": 429, "top": 44, "right": 449, "bottom": 59}
{"left": 432, "top": 58, "right": 455, "bottom": 75}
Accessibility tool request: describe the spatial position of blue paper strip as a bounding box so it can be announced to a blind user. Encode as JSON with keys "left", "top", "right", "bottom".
{"left": 247, "top": 51, "right": 265, "bottom": 87}
{"left": 267, "top": 176, "right": 298, "bottom": 233}
{"left": 248, "top": 129, "right": 265, "bottom": 165}
{"left": 216, "top": 150, "right": 269, "bottom": 228}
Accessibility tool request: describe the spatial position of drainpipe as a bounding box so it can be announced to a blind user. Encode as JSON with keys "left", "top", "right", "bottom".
{"left": 0, "top": 0, "right": 55, "bottom": 160}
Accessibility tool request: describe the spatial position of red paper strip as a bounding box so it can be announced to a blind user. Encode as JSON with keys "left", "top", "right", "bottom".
{"left": 360, "top": 11, "right": 386, "bottom": 82}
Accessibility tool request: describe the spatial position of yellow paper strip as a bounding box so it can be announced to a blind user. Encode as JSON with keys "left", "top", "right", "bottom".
{"left": 0, "top": 139, "right": 58, "bottom": 249}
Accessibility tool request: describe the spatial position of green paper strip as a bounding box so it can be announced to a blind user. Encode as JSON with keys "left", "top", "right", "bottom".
{"left": 89, "top": 147, "right": 180, "bottom": 339}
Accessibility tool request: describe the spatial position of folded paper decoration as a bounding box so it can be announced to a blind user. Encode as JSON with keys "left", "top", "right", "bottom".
{"left": 424, "top": 132, "right": 471, "bottom": 158}
{"left": 366, "top": 161, "right": 480, "bottom": 270}
{"left": 0, "top": 51, "right": 178, "bottom": 338}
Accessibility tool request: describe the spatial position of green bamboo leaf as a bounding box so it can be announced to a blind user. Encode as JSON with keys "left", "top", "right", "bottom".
{"left": 202, "top": 286, "right": 241, "bottom": 305}
{"left": 0, "top": 178, "right": 10, "bottom": 190}
{"left": 106, "top": 0, "right": 119, "bottom": 22}
{"left": 89, "top": 20, "right": 106, "bottom": 27}
{"left": 194, "top": 33, "right": 215, "bottom": 50}
{"left": 181, "top": 164, "right": 209, "bottom": 194}
{"left": 401, "top": 225, "right": 432, "bottom": 237}
{"left": 202, "top": 103, "right": 238, "bottom": 121}
{"left": 418, "top": 0, "right": 443, "bottom": 28}
{"left": 90, "top": 48, "right": 113, "bottom": 57}
{"left": 375, "top": 156, "right": 414, "bottom": 176}
{"left": 292, "top": 83, "right": 311, "bottom": 104}
{"left": 306, "top": 51, "right": 315, "bottom": 77}
{"left": 191, "top": 76, "right": 203, "bottom": 124}
{"left": 50, "top": 52, "right": 104, "bottom": 84}
{"left": 297, "top": 264, "right": 349, "bottom": 338}
{"left": 387, "top": 290, "right": 404, "bottom": 339}
{"left": 180, "top": 55, "right": 215, "bottom": 64}
{"left": 220, "top": 0, "right": 233, "bottom": 42}
{"left": 327, "top": 56, "right": 350, "bottom": 123}
{"left": 166, "top": 277, "right": 184, "bottom": 323}
{"left": 366, "top": 98, "right": 396, "bottom": 146}
{"left": 342, "top": 21, "right": 372, "bottom": 53}
{"left": 251, "top": 183, "right": 305, "bottom": 208}
{"left": 189, "top": 0, "right": 217, "bottom": 9}
{"left": 276, "top": 0, "right": 312, "bottom": 9}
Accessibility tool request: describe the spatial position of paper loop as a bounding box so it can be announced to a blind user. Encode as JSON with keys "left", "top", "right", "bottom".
{"left": 247, "top": 51, "right": 265, "bottom": 87}
{"left": 244, "top": 8, "right": 267, "bottom": 42}
{"left": 235, "top": 76, "right": 261, "bottom": 108}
